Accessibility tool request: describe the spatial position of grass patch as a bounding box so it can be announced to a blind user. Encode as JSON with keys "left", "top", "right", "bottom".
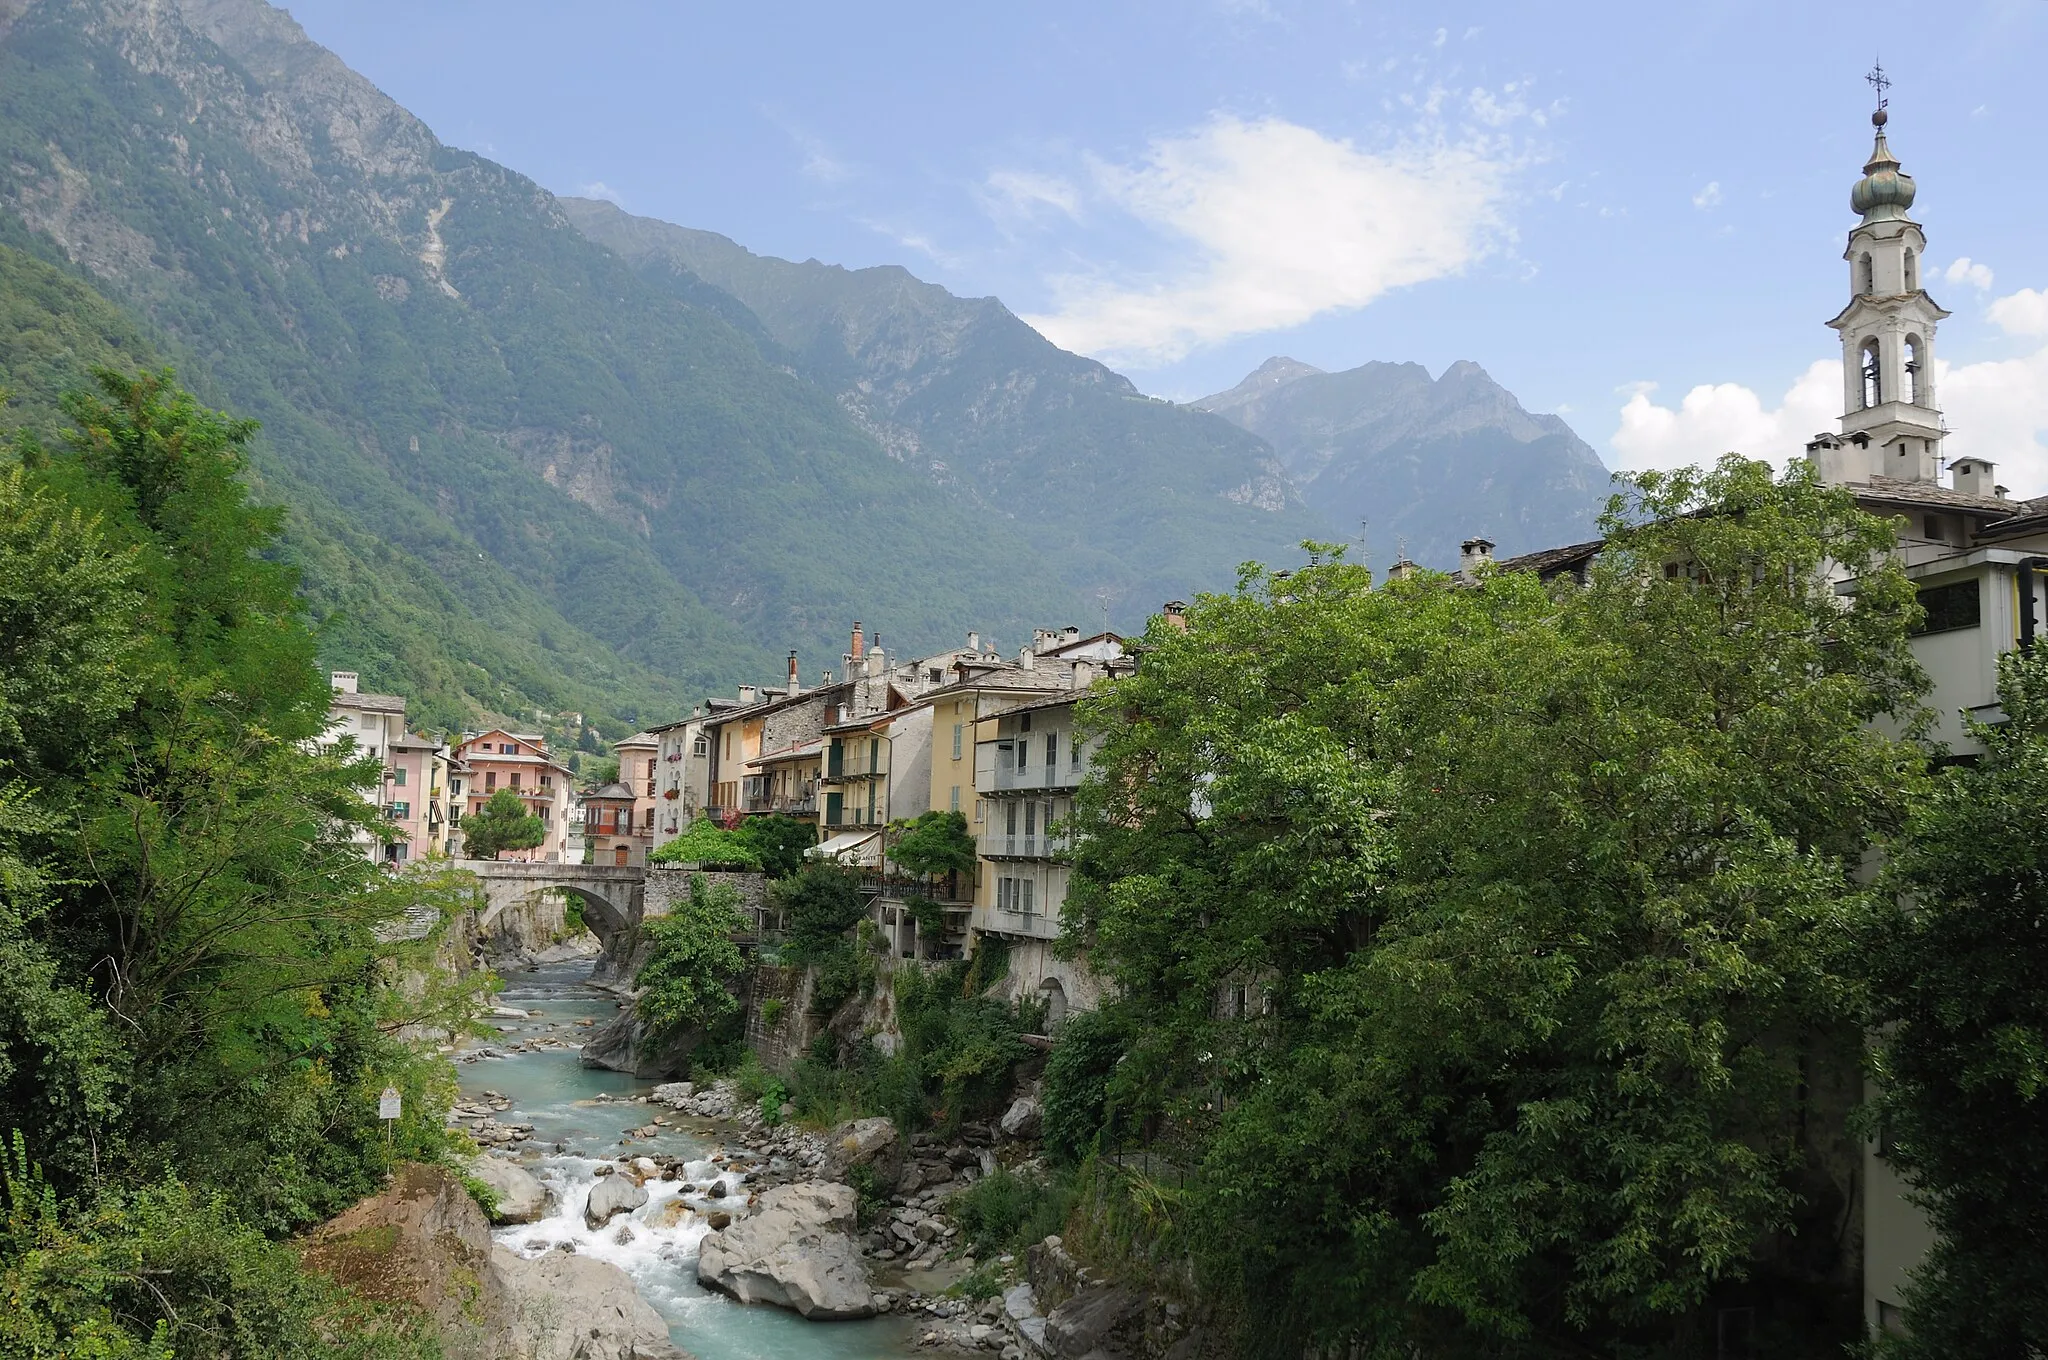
{"left": 948, "top": 1166, "right": 1077, "bottom": 1258}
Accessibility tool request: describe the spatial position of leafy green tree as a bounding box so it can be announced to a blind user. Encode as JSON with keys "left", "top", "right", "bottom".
{"left": 774, "top": 862, "right": 868, "bottom": 965}
{"left": 736, "top": 813, "right": 818, "bottom": 879}
{"left": 1865, "top": 649, "right": 2048, "bottom": 1355}
{"left": 1065, "top": 458, "right": 1925, "bottom": 1356}
{"left": 649, "top": 816, "right": 763, "bottom": 870}
{"left": 461, "top": 788, "right": 546, "bottom": 859}
{"left": 888, "top": 809, "right": 975, "bottom": 882}
{"left": 635, "top": 875, "right": 747, "bottom": 1036}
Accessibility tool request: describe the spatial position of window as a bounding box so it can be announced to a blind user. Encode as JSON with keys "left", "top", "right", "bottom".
{"left": 541, "top": 774, "right": 552, "bottom": 788}
{"left": 486, "top": 772, "right": 497, "bottom": 791}
{"left": 393, "top": 766, "right": 407, "bottom": 786}
{"left": 724, "top": 733, "right": 731, "bottom": 759}
{"left": 646, "top": 759, "right": 656, "bottom": 779}
{"left": 1904, "top": 336, "right": 1922, "bottom": 404}
{"left": 1858, "top": 252, "right": 1873, "bottom": 294}
{"left": 1913, "top": 579, "right": 1981, "bottom": 635}
{"left": 1006, "top": 802, "right": 1018, "bottom": 834}
{"left": 1024, "top": 802, "right": 1037, "bottom": 836}
{"left": 360, "top": 714, "right": 376, "bottom": 730}
{"left": 952, "top": 723, "right": 963, "bottom": 759}
{"left": 386, "top": 801, "right": 410, "bottom": 819}
{"left": 503, "top": 742, "right": 518, "bottom": 754}
{"left": 1071, "top": 736, "right": 1083, "bottom": 770}
{"left": 1046, "top": 732, "right": 1058, "bottom": 768}
{"left": 1904, "top": 247, "right": 1918, "bottom": 292}
{"left": 950, "top": 785, "right": 961, "bottom": 812}
{"left": 692, "top": 735, "right": 707, "bottom": 757}
{"left": 1020, "top": 713, "right": 1032, "bottom": 732}
{"left": 869, "top": 738, "right": 880, "bottom": 773}
{"left": 1021, "top": 879, "right": 1034, "bottom": 915}
{"left": 927, "top": 667, "right": 943, "bottom": 683}
{"left": 1016, "top": 738, "right": 1028, "bottom": 771}
{"left": 510, "top": 773, "right": 522, "bottom": 790}
{"left": 1862, "top": 339, "right": 1883, "bottom": 408}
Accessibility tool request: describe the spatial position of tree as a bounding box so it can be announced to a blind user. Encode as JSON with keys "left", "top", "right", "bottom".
{"left": 774, "top": 862, "right": 868, "bottom": 965}
{"left": 888, "top": 809, "right": 975, "bottom": 882}
{"left": 649, "top": 816, "right": 762, "bottom": 870}
{"left": 461, "top": 788, "right": 546, "bottom": 859}
{"left": 736, "top": 813, "right": 818, "bottom": 879}
{"left": 1064, "top": 458, "right": 1925, "bottom": 1356}
{"left": 635, "top": 875, "right": 747, "bottom": 1036}
{"left": 1864, "top": 649, "right": 2048, "bottom": 1355}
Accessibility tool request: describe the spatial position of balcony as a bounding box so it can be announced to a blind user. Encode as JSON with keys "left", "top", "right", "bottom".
{"left": 979, "top": 831, "right": 1068, "bottom": 860}
{"left": 976, "top": 904, "right": 1061, "bottom": 941}
{"left": 981, "top": 762, "right": 1083, "bottom": 795}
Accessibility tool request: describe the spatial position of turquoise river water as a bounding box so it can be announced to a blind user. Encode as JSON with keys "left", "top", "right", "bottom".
{"left": 458, "top": 962, "right": 917, "bottom": 1360}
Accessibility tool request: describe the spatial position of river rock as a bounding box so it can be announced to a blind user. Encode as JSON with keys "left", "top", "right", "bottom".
{"left": 1044, "top": 1285, "right": 1144, "bottom": 1358}
{"left": 493, "top": 1245, "right": 686, "bottom": 1360}
{"left": 584, "top": 1174, "right": 648, "bottom": 1228}
{"left": 696, "top": 1180, "right": 874, "bottom": 1319}
{"left": 999, "top": 1097, "right": 1042, "bottom": 1140}
{"left": 463, "top": 1154, "right": 549, "bottom": 1225}
{"left": 577, "top": 1008, "right": 701, "bottom": 1079}
{"left": 821, "top": 1116, "right": 901, "bottom": 1186}
{"left": 650, "top": 1081, "right": 696, "bottom": 1106}
{"left": 300, "top": 1162, "right": 685, "bottom": 1360}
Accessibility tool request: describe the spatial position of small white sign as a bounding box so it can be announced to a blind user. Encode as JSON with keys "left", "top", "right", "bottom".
{"left": 378, "top": 1086, "right": 402, "bottom": 1121}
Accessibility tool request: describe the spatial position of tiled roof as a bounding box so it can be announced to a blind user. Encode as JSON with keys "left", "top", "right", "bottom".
{"left": 584, "top": 782, "right": 637, "bottom": 800}
{"left": 330, "top": 692, "right": 405, "bottom": 713}
{"left": 615, "top": 732, "right": 658, "bottom": 747}
{"left": 1854, "top": 476, "right": 2020, "bottom": 514}
{"left": 1493, "top": 540, "right": 1606, "bottom": 577}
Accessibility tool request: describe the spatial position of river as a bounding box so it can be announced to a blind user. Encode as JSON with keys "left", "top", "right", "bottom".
{"left": 459, "top": 961, "right": 918, "bottom": 1360}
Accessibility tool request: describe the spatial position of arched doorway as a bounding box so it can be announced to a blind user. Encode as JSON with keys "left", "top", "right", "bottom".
{"left": 1038, "top": 977, "right": 1069, "bottom": 1030}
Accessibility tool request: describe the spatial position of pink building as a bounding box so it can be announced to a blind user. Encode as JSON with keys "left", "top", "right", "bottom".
{"left": 448, "top": 729, "right": 576, "bottom": 862}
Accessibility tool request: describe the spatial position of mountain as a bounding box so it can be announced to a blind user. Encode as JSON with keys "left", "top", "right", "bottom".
{"left": 0, "top": 0, "right": 1297, "bottom": 739}
{"left": 1193, "top": 357, "right": 1613, "bottom": 569}
{"left": 557, "top": 199, "right": 1322, "bottom": 619}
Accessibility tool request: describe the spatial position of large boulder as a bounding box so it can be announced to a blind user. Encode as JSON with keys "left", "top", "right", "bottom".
{"left": 301, "top": 1162, "right": 684, "bottom": 1360}
{"left": 999, "top": 1097, "right": 1042, "bottom": 1141}
{"left": 577, "top": 1008, "right": 700, "bottom": 1079}
{"left": 1044, "top": 1285, "right": 1144, "bottom": 1358}
{"left": 584, "top": 1174, "right": 648, "bottom": 1229}
{"left": 820, "top": 1116, "right": 901, "bottom": 1187}
{"left": 695, "top": 1181, "right": 873, "bottom": 1319}
{"left": 464, "top": 1154, "right": 549, "bottom": 1225}
{"left": 493, "top": 1246, "right": 684, "bottom": 1360}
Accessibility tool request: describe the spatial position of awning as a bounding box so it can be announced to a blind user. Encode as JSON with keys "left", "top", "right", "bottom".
{"left": 806, "top": 830, "right": 881, "bottom": 866}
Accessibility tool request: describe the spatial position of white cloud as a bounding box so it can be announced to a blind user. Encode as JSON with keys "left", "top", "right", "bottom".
{"left": 1612, "top": 361, "right": 1841, "bottom": 473}
{"left": 1988, "top": 287, "right": 2048, "bottom": 336}
{"left": 982, "top": 170, "right": 1082, "bottom": 223}
{"left": 1611, "top": 296, "right": 2048, "bottom": 494}
{"left": 1018, "top": 112, "right": 1515, "bottom": 366}
{"left": 1692, "top": 181, "right": 1722, "bottom": 210}
{"left": 576, "top": 181, "right": 624, "bottom": 205}
{"left": 1945, "top": 256, "right": 1995, "bottom": 291}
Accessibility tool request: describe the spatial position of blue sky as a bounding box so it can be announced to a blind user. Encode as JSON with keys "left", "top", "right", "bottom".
{"left": 285, "top": 0, "right": 2048, "bottom": 487}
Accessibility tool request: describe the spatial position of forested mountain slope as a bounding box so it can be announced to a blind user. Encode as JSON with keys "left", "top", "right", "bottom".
{"left": 0, "top": 0, "right": 1064, "bottom": 728}
{"left": 560, "top": 198, "right": 1327, "bottom": 619}
{"left": 1195, "top": 356, "right": 1613, "bottom": 568}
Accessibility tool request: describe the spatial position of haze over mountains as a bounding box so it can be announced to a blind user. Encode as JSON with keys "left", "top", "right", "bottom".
{"left": 0, "top": 0, "right": 1610, "bottom": 732}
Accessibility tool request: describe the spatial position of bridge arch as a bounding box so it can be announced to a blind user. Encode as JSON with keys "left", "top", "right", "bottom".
{"left": 467, "top": 861, "right": 646, "bottom": 946}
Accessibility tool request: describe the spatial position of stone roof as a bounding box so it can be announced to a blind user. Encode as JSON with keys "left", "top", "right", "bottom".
{"left": 1493, "top": 539, "right": 1606, "bottom": 578}
{"left": 330, "top": 691, "right": 405, "bottom": 713}
{"left": 584, "top": 782, "right": 636, "bottom": 801}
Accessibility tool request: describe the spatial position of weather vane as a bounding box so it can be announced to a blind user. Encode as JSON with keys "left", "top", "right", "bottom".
{"left": 1867, "top": 60, "right": 1890, "bottom": 114}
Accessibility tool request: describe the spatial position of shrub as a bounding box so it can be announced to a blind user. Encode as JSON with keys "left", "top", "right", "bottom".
{"left": 648, "top": 818, "right": 763, "bottom": 870}
{"left": 1041, "top": 1006, "right": 1132, "bottom": 1165}
{"left": 761, "top": 997, "right": 785, "bottom": 1026}
{"left": 948, "top": 1166, "right": 1077, "bottom": 1258}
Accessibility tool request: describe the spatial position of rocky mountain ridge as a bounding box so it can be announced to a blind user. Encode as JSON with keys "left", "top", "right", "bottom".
{"left": 1194, "top": 356, "right": 1612, "bottom": 568}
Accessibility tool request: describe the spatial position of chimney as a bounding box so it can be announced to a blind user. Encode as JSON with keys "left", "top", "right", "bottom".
{"left": 738, "top": 684, "right": 760, "bottom": 705}
{"left": 1460, "top": 538, "right": 1495, "bottom": 571}
{"left": 1161, "top": 601, "right": 1189, "bottom": 632}
{"left": 786, "top": 650, "right": 801, "bottom": 696}
{"left": 1019, "top": 645, "right": 1036, "bottom": 672}
{"left": 967, "top": 631, "right": 980, "bottom": 653}
{"left": 850, "top": 622, "right": 865, "bottom": 661}
{"left": 330, "top": 670, "right": 359, "bottom": 695}
{"left": 1387, "top": 558, "right": 1418, "bottom": 582}
{"left": 1951, "top": 457, "right": 1998, "bottom": 498}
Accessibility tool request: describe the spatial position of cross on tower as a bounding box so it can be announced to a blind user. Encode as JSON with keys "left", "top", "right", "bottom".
{"left": 1867, "top": 60, "right": 1890, "bottom": 113}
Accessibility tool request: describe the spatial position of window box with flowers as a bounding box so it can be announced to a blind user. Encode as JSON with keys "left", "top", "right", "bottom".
{"left": 663, "top": 788, "right": 680, "bottom": 800}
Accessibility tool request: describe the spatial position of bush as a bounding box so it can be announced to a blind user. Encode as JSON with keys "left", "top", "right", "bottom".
{"left": 951, "top": 1262, "right": 1006, "bottom": 1302}
{"left": 1041, "top": 1006, "right": 1132, "bottom": 1165}
{"left": 948, "top": 1166, "right": 1077, "bottom": 1258}
{"left": 648, "top": 818, "right": 762, "bottom": 870}
{"left": 845, "top": 1163, "right": 889, "bottom": 1228}
{"left": 761, "top": 998, "right": 785, "bottom": 1026}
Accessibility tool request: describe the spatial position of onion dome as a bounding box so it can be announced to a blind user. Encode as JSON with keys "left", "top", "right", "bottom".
{"left": 1851, "top": 109, "right": 1916, "bottom": 220}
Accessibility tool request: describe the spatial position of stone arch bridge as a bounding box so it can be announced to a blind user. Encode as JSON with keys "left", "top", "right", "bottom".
{"left": 467, "top": 860, "right": 647, "bottom": 944}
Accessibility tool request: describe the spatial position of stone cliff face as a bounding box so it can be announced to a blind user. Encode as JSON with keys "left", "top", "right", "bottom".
{"left": 1193, "top": 357, "right": 1612, "bottom": 570}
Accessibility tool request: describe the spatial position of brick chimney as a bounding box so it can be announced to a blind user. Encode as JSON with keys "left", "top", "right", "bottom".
{"left": 787, "top": 650, "right": 801, "bottom": 695}
{"left": 1162, "top": 601, "right": 1189, "bottom": 632}
{"left": 850, "top": 622, "right": 865, "bottom": 661}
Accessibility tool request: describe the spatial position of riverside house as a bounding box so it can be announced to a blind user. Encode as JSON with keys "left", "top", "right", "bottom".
{"left": 448, "top": 729, "right": 576, "bottom": 862}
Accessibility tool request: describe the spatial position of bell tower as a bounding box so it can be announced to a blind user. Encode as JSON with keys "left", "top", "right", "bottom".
{"left": 1823, "top": 65, "right": 1949, "bottom": 483}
